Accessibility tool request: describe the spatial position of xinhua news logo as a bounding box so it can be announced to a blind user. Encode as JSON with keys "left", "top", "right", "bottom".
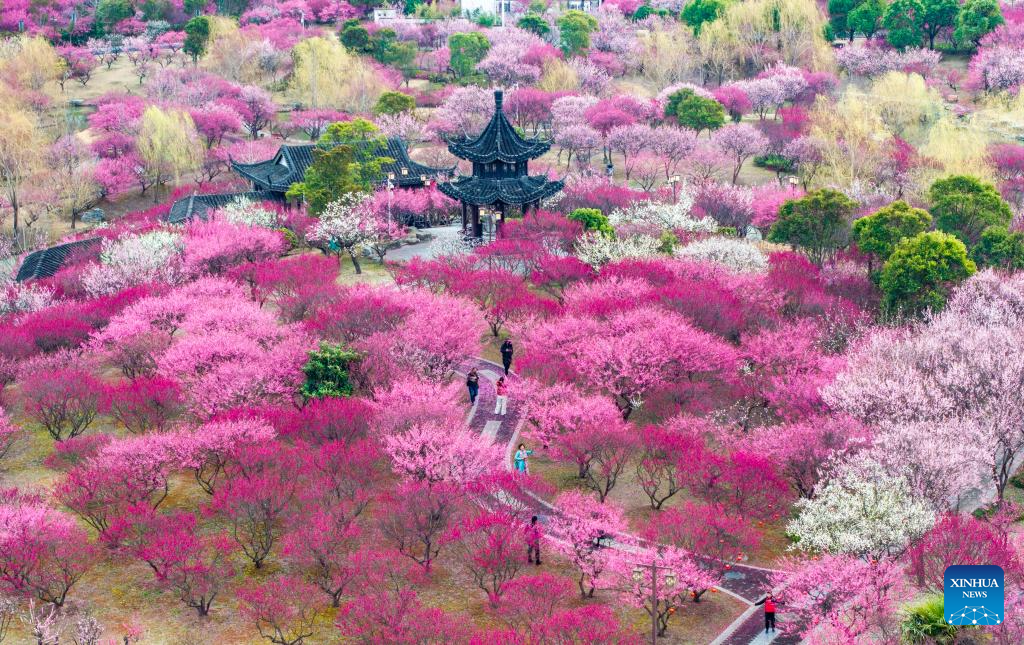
{"left": 944, "top": 565, "right": 1004, "bottom": 626}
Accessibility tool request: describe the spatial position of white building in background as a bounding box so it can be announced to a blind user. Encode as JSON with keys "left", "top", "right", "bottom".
{"left": 460, "top": 0, "right": 514, "bottom": 17}
{"left": 373, "top": 8, "right": 400, "bottom": 21}
{"left": 566, "top": 0, "right": 601, "bottom": 10}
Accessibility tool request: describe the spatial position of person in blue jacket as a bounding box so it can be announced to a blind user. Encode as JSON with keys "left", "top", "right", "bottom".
{"left": 513, "top": 443, "right": 533, "bottom": 473}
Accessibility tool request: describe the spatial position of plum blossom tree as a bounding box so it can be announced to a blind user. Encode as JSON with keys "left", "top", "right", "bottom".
{"left": 713, "top": 123, "right": 769, "bottom": 184}
{"left": 307, "top": 193, "right": 376, "bottom": 274}
{"left": 608, "top": 546, "right": 719, "bottom": 637}
{"left": 0, "top": 491, "right": 98, "bottom": 607}
{"left": 448, "top": 510, "right": 528, "bottom": 607}
{"left": 787, "top": 456, "right": 935, "bottom": 557}
{"left": 237, "top": 575, "right": 322, "bottom": 645}
{"left": 131, "top": 511, "right": 236, "bottom": 617}
{"left": 283, "top": 509, "right": 362, "bottom": 607}
{"left": 382, "top": 422, "right": 500, "bottom": 486}
{"left": 548, "top": 491, "right": 628, "bottom": 598}
{"left": 20, "top": 367, "right": 103, "bottom": 442}
{"left": 102, "top": 376, "right": 185, "bottom": 434}
{"left": 774, "top": 554, "right": 908, "bottom": 642}
{"left": 378, "top": 481, "right": 462, "bottom": 572}
{"left": 520, "top": 307, "right": 738, "bottom": 419}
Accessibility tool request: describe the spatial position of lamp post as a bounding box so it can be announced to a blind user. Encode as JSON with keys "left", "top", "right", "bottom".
{"left": 632, "top": 561, "right": 677, "bottom": 644}
{"left": 668, "top": 175, "right": 681, "bottom": 204}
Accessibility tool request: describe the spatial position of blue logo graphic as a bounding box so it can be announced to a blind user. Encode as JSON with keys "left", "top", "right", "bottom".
{"left": 944, "top": 565, "right": 1004, "bottom": 626}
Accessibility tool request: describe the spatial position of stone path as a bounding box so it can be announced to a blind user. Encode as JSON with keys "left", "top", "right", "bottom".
{"left": 458, "top": 357, "right": 798, "bottom": 645}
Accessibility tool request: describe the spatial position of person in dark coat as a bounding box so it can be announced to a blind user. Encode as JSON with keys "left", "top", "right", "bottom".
{"left": 466, "top": 368, "right": 480, "bottom": 404}
{"left": 755, "top": 592, "right": 778, "bottom": 633}
{"left": 500, "top": 339, "right": 514, "bottom": 375}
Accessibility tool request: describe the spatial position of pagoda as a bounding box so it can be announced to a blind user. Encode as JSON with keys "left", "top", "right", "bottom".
{"left": 438, "top": 90, "right": 563, "bottom": 239}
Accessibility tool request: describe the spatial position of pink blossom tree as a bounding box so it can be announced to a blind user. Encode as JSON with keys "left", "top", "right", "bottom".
{"left": 713, "top": 124, "right": 769, "bottom": 184}
{"left": 608, "top": 546, "right": 719, "bottom": 637}
{"left": 448, "top": 510, "right": 528, "bottom": 607}
{"left": 20, "top": 368, "right": 103, "bottom": 442}
{"left": 0, "top": 491, "right": 98, "bottom": 607}
{"left": 132, "top": 511, "right": 236, "bottom": 617}
{"left": 237, "top": 575, "right": 322, "bottom": 645}
{"left": 548, "top": 491, "right": 628, "bottom": 598}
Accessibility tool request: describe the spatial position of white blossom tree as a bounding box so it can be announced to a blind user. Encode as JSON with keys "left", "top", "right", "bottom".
{"left": 307, "top": 193, "right": 377, "bottom": 274}
{"left": 574, "top": 232, "right": 662, "bottom": 268}
{"left": 676, "top": 237, "right": 768, "bottom": 273}
{"left": 788, "top": 457, "right": 935, "bottom": 558}
{"left": 82, "top": 230, "right": 184, "bottom": 296}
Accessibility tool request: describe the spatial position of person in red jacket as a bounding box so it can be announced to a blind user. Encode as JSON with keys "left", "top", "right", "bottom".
{"left": 754, "top": 592, "right": 778, "bottom": 634}
{"left": 494, "top": 376, "right": 508, "bottom": 415}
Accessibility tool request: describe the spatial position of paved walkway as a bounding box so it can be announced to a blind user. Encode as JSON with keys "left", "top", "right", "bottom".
{"left": 458, "top": 357, "right": 797, "bottom": 645}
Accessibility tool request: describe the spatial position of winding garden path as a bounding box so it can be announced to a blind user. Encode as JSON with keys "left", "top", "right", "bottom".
{"left": 458, "top": 357, "right": 800, "bottom": 645}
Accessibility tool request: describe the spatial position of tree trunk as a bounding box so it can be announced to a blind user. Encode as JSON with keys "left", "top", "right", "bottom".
{"left": 348, "top": 249, "right": 362, "bottom": 274}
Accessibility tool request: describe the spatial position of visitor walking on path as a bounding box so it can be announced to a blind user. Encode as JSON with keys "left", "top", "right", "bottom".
{"left": 466, "top": 368, "right": 479, "bottom": 405}
{"left": 754, "top": 592, "right": 778, "bottom": 634}
{"left": 494, "top": 376, "right": 509, "bottom": 415}
{"left": 500, "top": 339, "right": 514, "bottom": 375}
{"left": 513, "top": 443, "right": 533, "bottom": 473}
{"left": 526, "top": 515, "right": 542, "bottom": 565}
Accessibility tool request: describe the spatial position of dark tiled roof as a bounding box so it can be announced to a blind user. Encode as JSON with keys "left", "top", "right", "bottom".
{"left": 16, "top": 237, "right": 102, "bottom": 282}
{"left": 166, "top": 190, "right": 281, "bottom": 225}
{"left": 437, "top": 175, "right": 564, "bottom": 206}
{"left": 231, "top": 138, "right": 452, "bottom": 192}
{"left": 446, "top": 91, "right": 551, "bottom": 164}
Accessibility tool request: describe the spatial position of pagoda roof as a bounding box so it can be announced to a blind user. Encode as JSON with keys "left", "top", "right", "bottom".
{"left": 446, "top": 91, "right": 551, "bottom": 164}
{"left": 437, "top": 175, "right": 564, "bottom": 207}
{"left": 166, "top": 190, "right": 282, "bottom": 225}
{"left": 231, "top": 138, "right": 452, "bottom": 192}
{"left": 16, "top": 237, "right": 101, "bottom": 282}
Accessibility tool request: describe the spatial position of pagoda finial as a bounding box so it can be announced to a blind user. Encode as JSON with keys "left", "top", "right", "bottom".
{"left": 494, "top": 90, "right": 503, "bottom": 111}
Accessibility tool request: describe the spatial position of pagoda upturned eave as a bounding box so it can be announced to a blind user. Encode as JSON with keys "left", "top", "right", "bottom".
{"left": 437, "top": 175, "right": 564, "bottom": 207}
{"left": 445, "top": 90, "right": 552, "bottom": 164}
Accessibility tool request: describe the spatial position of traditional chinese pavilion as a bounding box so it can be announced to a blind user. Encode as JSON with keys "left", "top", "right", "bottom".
{"left": 439, "top": 90, "right": 563, "bottom": 239}
{"left": 167, "top": 137, "right": 451, "bottom": 224}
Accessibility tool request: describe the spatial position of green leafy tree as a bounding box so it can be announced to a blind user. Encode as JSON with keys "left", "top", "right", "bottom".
{"left": 374, "top": 91, "right": 416, "bottom": 116}
{"left": 681, "top": 0, "right": 727, "bottom": 35}
{"left": 953, "top": 0, "right": 1004, "bottom": 48}
{"left": 370, "top": 28, "right": 417, "bottom": 73}
{"left": 972, "top": 225, "right": 1024, "bottom": 269}
{"left": 848, "top": 0, "right": 885, "bottom": 39}
{"left": 183, "top": 16, "right": 211, "bottom": 65}
{"left": 557, "top": 10, "right": 599, "bottom": 56}
{"left": 301, "top": 344, "right": 360, "bottom": 399}
{"left": 183, "top": 0, "right": 205, "bottom": 15}
{"left": 287, "top": 146, "right": 362, "bottom": 215}
{"left": 880, "top": 231, "right": 976, "bottom": 317}
{"left": 448, "top": 32, "right": 490, "bottom": 81}
{"left": 768, "top": 189, "right": 857, "bottom": 265}
{"left": 517, "top": 13, "right": 550, "bottom": 36}
{"left": 340, "top": 23, "right": 371, "bottom": 51}
{"left": 883, "top": 0, "right": 925, "bottom": 49}
{"left": 664, "top": 89, "right": 725, "bottom": 134}
{"left": 928, "top": 175, "right": 1012, "bottom": 247}
{"left": 852, "top": 200, "right": 932, "bottom": 272}
{"left": 920, "top": 0, "right": 959, "bottom": 48}
{"left": 315, "top": 119, "right": 394, "bottom": 192}
{"left": 828, "top": 0, "right": 862, "bottom": 40}
{"left": 902, "top": 596, "right": 958, "bottom": 644}
{"left": 568, "top": 208, "right": 614, "bottom": 236}
{"left": 96, "top": 0, "right": 134, "bottom": 31}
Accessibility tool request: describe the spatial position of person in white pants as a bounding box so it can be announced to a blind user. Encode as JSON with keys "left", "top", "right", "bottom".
{"left": 494, "top": 376, "right": 508, "bottom": 415}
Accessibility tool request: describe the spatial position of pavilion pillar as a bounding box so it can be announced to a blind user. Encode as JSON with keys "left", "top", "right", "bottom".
{"left": 461, "top": 202, "right": 468, "bottom": 234}
{"left": 471, "top": 205, "right": 482, "bottom": 239}
{"left": 496, "top": 203, "right": 505, "bottom": 239}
